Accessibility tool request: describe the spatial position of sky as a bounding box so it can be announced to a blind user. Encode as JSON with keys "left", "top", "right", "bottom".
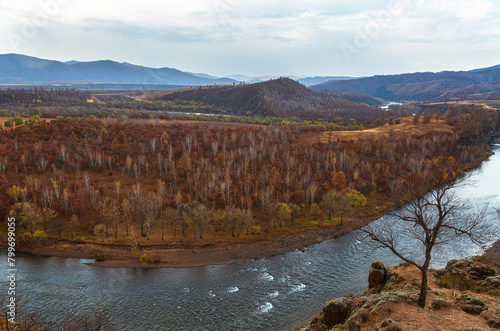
{"left": 0, "top": 0, "right": 499, "bottom": 77}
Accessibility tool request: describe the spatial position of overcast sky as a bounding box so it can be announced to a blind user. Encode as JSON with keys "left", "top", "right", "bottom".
{"left": 0, "top": 0, "right": 499, "bottom": 77}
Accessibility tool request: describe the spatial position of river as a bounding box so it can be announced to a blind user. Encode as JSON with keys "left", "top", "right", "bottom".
{"left": 1, "top": 141, "right": 499, "bottom": 331}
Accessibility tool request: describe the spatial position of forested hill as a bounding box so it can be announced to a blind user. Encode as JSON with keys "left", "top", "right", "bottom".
{"left": 311, "top": 65, "right": 500, "bottom": 102}
{"left": 152, "top": 78, "right": 387, "bottom": 122}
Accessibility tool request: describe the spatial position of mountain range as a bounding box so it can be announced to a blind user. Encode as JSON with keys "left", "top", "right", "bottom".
{"left": 311, "top": 65, "right": 500, "bottom": 101}
{"left": 1, "top": 54, "right": 499, "bottom": 103}
{"left": 0, "top": 54, "right": 354, "bottom": 88}
{"left": 0, "top": 54, "right": 236, "bottom": 86}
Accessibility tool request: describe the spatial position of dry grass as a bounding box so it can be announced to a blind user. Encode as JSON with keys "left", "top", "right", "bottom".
{"left": 301, "top": 116, "right": 453, "bottom": 143}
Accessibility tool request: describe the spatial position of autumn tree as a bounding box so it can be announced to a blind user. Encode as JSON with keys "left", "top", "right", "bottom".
{"left": 9, "top": 202, "right": 42, "bottom": 234}
{"left": 322, "top": 190, "right": 337, "bottom": 220}
{"left": 41, "top": 207, "right": 57, "bottom": 233}
{"left": 161, "top": 208, "right": 177, "bottom": 240}
{"left": 413, "top": 111, "right": 422, "bottom": 125}
{"left": 93, "top": 224, "right": 106, "bottom": 244}
{"left": 276, "top": 203, "right": 291, "bottom": 227}
{"left": 422, "top": 112, "right": 432, "bottom": 125}
{"left": 120, "top": 199, "right": 133, "bottom": 237}
{"left": 326, "top": 191, "right": 351, "bottom": 225}
{"left": 190, "top": 202, "right": 211, "bottom": 239}
{"left": 362, "top": 177, "right": 492, "bottom": 308}
{"left": 142, "top": 192, "right": 161, "bottom": 240}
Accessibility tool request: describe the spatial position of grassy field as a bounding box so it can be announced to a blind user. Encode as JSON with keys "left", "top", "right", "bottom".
{"left": 301, "top": 116, "right": 453, "bottom": 143}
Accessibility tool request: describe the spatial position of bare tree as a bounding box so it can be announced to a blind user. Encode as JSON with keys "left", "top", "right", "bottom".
{"left": 362, "top": 177, "right": 492, "bottom": 308}
{"left": 191, "top": 202, "right": 211, "bottom": 239}
{"left": 143, "top": 192, "right": 161, "bottom": 240}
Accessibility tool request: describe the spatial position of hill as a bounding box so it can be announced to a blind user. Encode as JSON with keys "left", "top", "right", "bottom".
{"left": 151, "top": 77, "right": 387, "bottom": 122}
{"left": 0, "top": 53, "right": 236, "bottom": 85}
{"left": 311, "top": 65, "right": 500, "bottom": 102}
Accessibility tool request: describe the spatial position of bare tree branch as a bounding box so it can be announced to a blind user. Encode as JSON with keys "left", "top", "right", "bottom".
{"left": 361, "top": 176, "right": 493, "bottom": 308}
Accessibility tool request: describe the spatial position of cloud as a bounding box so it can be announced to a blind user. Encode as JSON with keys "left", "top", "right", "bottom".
{"left": 0, "top": 0, "right": 498, "bottom": 76}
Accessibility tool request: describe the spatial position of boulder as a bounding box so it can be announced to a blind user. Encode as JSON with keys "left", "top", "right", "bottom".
{"left": 368, "top": 261, "right": 388, "bottom": 292}
{"left": 466, "top": 262, "right": 496, "bottom": 280}
{"left": 480, "top": 275, "right": 500, "bottom": 288}
{"left": 455, "top": 294, "right": 487, "bottom": 315}
{"left": 446, "top": 259, "right": 468, "bottom": 270}
{"left": 431, "top": 298, "right": 452, "bottom": 310}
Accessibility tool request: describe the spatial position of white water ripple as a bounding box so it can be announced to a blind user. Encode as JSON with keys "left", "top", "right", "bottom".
{"left": 257, "top": 302, "right": 273, "bottom": 314}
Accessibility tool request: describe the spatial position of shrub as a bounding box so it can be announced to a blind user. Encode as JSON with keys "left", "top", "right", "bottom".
{"left": 27, "top": 115, "right": 41, "bottom": 125}
{"left": 4, "top": 121, "right": 12, "bottom": 128}
{"left": 250, "top": 225, "right": 261, "bottom": 235}
{"left": 131, "top": 245, "right": 139, "bottom": 257}
{"left": 140, "top": 253, "right": 161, "bottom": 264}
{"left": 14, "top": 116, "right": 23, "bottom": 126}
{"left": 33, "top": 230, "right": 47, "bottom": 242}
{"left": 438, "top": 273, "right": 476, "bottom": 291}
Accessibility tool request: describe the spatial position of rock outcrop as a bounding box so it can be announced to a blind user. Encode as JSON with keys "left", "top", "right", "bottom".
{"left": 299, "top": 258, "right": 500, "bottom": 331}
{"left": 367, "top": 261, "right": 396, "bottom": 294}
{"left": 454, "top": 294, "right": 487, "bottom": 315}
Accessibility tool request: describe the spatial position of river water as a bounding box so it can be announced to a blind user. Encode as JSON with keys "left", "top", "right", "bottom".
{"left": 1, "top": 141, "right": 499, "bottom": 331}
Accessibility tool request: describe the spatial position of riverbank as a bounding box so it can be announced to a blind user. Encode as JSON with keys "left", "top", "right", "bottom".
{"left": 12, "top": 216, "right": 375, "bottom": 268}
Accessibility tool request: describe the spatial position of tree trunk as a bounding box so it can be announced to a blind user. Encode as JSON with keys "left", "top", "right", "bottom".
{"left": 417, "top": 267, "right": 429, "bottom": 308}
{"left": 141, "top": 218, "right": 146, "bottom": 237}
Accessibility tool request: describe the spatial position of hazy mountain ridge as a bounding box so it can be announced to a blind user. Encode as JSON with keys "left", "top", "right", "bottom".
{"left": 311, "top": 66, "right": 500, "bottom": 101}
{"left": 0, "top": 54, "right": 357, "bottom": 88}
{"left": 0, "top": 54, "right": 236, "bottom": 86}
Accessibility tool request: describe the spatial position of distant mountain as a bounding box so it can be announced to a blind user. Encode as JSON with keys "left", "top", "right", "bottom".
{"left": 151, "top": 77, "right": 385, "bottom": 122}
{"left": 311, "top": 66, "right": 500, "bottom": 102}
{"left": 0, "top": 54, "right": 236, "bottom": 86}
{"left": 298, "top": 76, "right": 355, "bottom": 87}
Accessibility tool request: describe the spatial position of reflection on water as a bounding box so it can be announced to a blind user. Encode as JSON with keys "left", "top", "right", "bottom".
{"left": 1, "top": 142, "right": 499, "bottom": 331}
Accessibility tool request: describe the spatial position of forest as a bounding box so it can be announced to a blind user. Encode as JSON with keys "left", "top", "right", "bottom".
{"left": 0, "top": 88, "right": 90, "bottom": 105}
{"left": 0, "top": 102, "right": 498, "bottom": 257}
